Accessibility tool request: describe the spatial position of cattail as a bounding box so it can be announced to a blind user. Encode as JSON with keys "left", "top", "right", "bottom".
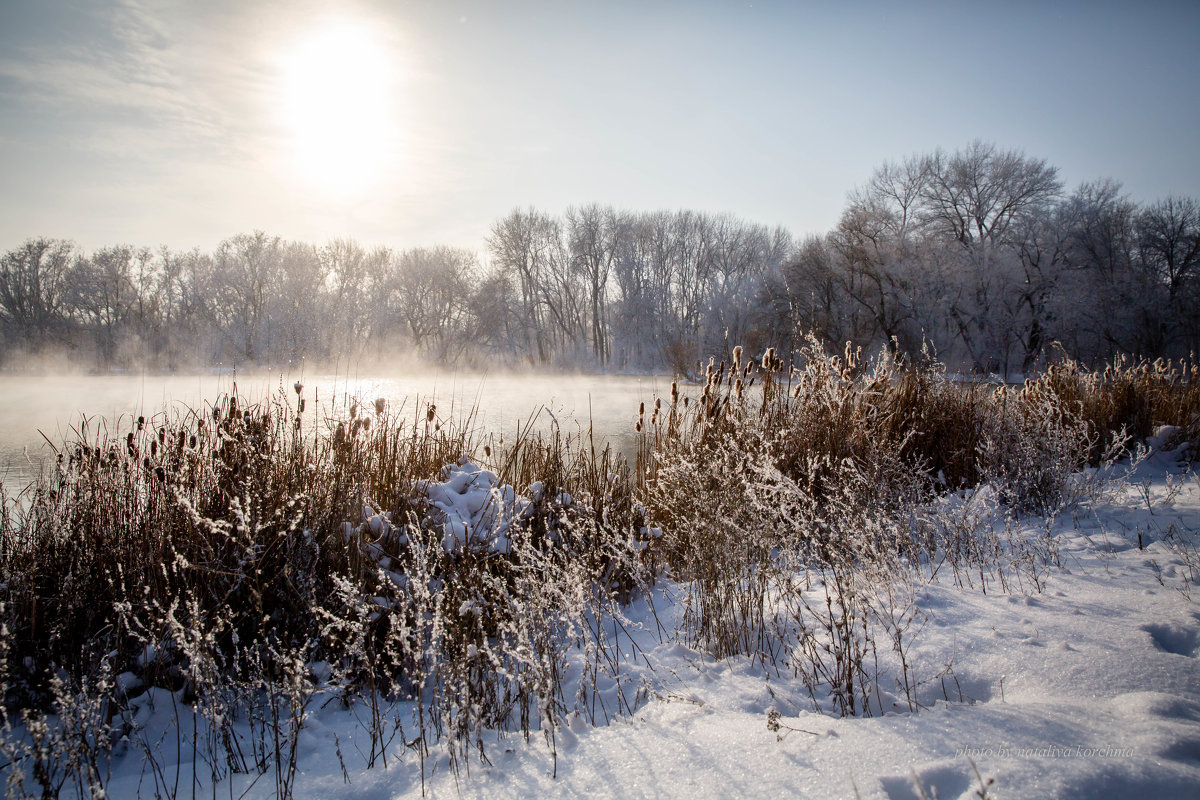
{"left": 335, "top": 422, "right": 347, "bottom": 445}
{"left": 483, "top": 444, "right": 491, "bottom": 458}
{"left": 299, "top": 398, "right": 306, "bottom": 413}
{"left": 137, "top": 415, "right": 145, "bottom": 431}
{"left": 638, "top": 401, "right": 645, "bottom": 417}
{"left": 189, "top": 434, "right": 197, "bottom": 449}
{"left": 350, "top": 402, "right": 358, "bottom": 419}
{"left": 150, "top": 440, "right": 158, "bottom": 458}
{"left": 732, "top": 345, "right": 743, "bottom": 373}
{"left": 426, "top": 404, "right": 436, "bottom": 423}
{"left": 294, "top": 381, "right": 303, "bottom": 395}
{"left": 762, "top": 347, "right": 775, "bottom": 371}
{"left": 671, "top": 381, "right": 679, "bottom": 405}
{"left": 374, "top": 397, "right": 386, "bottom": 416}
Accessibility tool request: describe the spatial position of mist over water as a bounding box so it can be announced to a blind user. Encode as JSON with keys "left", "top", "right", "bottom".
{"left": 0, "top": 371, "right": 674, "bottom": 491}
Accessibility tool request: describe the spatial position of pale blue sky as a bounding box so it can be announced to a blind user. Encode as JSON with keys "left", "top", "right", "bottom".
{"left": 1, "top": 0, "right": 1197, "bottom": 253}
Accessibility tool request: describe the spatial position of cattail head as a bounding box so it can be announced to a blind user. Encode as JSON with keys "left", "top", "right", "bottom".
{"left": 374, "top": 398, "right": 386, "bottom": 416}
{"left": 762, "top": 347, "right": 775, "bottom": 371}
{"left": 294, "top": 381, "right": 303, "bottom": 395}
{"left": 732, "top": 345, "right": 743, "bottom": 372}
{"left": 426, "top": 404, "right": 436, "bottom": 423}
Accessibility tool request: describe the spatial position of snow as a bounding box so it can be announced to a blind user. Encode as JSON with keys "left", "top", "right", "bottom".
{"left": 46, "top": 453, "right": 1200, "bottom": 798}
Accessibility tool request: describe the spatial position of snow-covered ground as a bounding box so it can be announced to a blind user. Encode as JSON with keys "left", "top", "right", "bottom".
{"left": 94, "top": 450, "right": 1200, "bottom": 800}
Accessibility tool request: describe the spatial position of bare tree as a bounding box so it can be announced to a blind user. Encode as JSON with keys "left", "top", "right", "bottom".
{"left": 0, "top": 238, "right": 75, "bottom": 350}
{"left": 1136, "top": 197, "right": 1200, "bottom": 354}
{"left": 566, "top": 204, "right": 631, "bottom": 366}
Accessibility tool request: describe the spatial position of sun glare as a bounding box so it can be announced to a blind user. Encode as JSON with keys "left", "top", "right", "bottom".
{"left": 277, "top": 21, "right": 398, "bottom": 195}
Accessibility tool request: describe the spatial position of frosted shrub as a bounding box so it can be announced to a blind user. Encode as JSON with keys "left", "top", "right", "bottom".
{"left": 977, "top": 384, "right": 1095, "bottom": 515}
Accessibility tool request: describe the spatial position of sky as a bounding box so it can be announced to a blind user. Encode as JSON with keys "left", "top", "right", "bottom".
{"left": 1, "top": 0, "right": 1198, "bottom": 255}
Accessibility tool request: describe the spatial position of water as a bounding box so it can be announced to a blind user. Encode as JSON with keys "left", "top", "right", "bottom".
{"left": 0, "top": 371, "right": 675, "bottom": 492}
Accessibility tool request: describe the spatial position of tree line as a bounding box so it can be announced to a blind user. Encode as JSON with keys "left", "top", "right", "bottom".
{"left": 2, "top": 141, "right": 1197, "bottom": 374}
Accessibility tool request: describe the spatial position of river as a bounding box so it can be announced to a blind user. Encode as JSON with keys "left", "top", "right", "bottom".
{"left": 0, "top": 370, "right": 674, "bottom": 493}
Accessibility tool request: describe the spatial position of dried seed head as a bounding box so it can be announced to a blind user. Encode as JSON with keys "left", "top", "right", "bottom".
{"left": 426, "top": 404, "right": 436, "bottom": 423}
{"left": 374, "top": 398, "right": 386, "bottom": 416}
{"left": 294, "top": 381, "right": 303, "bottom": 395}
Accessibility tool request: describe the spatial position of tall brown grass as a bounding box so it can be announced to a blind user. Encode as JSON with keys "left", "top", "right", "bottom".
{"left": 1, "top": 341, "right": 1197, "bottom": 795}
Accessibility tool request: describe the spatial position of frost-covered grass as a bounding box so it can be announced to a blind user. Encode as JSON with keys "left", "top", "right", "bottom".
{"left": 0, "top": 387, "right": 652, "bottom": 797}
{"left": 1, "top": 344, "right": 1198, "bottom": 798}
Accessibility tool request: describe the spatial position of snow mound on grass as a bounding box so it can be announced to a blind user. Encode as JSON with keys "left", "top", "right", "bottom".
{"left": 423, "top": 458, "right": 534, "bottom": 555}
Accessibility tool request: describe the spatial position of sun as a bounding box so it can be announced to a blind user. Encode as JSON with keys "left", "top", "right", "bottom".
{"left": 277, "top": 21, "right": 398, "bottom": 195}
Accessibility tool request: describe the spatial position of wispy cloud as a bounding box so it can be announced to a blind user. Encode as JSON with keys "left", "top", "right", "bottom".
{"left": 0, "top": 0, "right": 266, "bottom": 165}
